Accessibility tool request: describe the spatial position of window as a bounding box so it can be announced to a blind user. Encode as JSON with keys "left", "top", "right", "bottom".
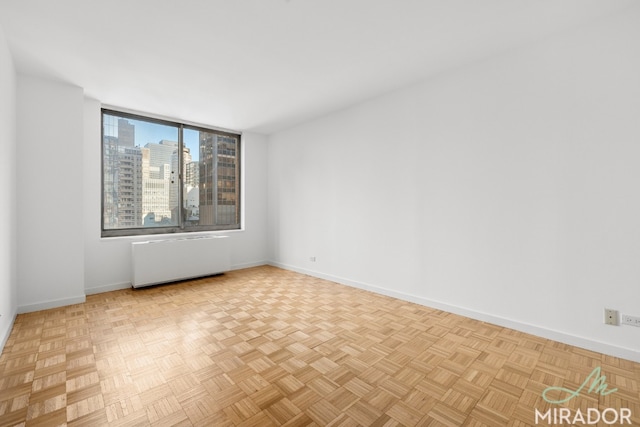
{"left": 102, "top": 109, "right": 241, "bottom": 237}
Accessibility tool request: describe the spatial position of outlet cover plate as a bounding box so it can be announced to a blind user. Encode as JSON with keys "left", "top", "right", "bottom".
{"left": 605, "top": 308, "right": 619, "bottom": 326}
{"left": 621, "top": 314, "right": 640, "bottom": 327}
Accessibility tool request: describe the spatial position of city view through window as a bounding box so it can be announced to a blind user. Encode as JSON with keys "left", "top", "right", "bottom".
{"left": 102, "top": 110, "right": 240, "bottom": 236}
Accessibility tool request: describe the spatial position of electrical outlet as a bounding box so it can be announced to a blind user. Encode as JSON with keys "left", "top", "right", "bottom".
{"left": 604, "top": 308, "right": 619, "bottom": 326}
{"left": 309, "top": 256, "right": 316, "bottom": 262}
{"left": 621, "top": 314, "right": 640, "bottom": 327}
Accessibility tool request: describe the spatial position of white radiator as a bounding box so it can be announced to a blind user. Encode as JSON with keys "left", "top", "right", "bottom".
{"left": 131, "top": 236, "right": 230, "bottom": 288}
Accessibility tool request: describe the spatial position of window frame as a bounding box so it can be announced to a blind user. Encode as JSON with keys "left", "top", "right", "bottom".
{"left": 101, "top": 108, "right": 242, "bottom": 238}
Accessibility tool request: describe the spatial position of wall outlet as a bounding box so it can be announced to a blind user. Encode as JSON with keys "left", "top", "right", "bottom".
{"left": 604, "top": 308, "right": 619, "bottom": 325}
{"left": 621, "top": 314, "right": 640, "bottom": 327}
{"left": 309, "top": 256, "right": 316, "bottom": 262}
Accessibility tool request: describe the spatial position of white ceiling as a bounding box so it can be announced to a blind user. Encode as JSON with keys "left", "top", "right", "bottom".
{"left": 0, "top": 0, "right": 636, "bottom": 134}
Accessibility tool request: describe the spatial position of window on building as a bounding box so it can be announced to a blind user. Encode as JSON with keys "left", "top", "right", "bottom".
{"left": 102, "top": 109, "right": 241, "bottom": 237}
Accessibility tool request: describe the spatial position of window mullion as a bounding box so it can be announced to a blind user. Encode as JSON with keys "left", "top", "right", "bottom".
{"left": 213, "top": 135, "right": 218, "bottom": 226}
{"left": 178, "top": 125, "right": 184, "bottom": 229}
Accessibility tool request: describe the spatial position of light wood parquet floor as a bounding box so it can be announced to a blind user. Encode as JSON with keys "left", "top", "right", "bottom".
{"left": 1, "top": 265, "right": 639, "bottom": 426}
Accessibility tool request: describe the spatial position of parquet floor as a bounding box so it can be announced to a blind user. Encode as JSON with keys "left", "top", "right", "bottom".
{"left": 1, "top": 266, "right": 639, "bottom": 426}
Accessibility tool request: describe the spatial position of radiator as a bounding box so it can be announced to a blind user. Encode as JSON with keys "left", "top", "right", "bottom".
{"left": 131, "top": 235, "right": 230, "bottom": 288}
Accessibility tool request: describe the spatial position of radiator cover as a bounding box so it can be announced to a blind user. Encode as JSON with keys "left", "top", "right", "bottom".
{"left": 131, "top": 236, "right": 230, "bottom": 288}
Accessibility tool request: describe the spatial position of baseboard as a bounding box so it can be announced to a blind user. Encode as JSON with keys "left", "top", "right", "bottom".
{"left": 230, "top": 260, "right": 268, "bottom": 271}
{"left": 269, "top": 261, "right": 640, "bottom": 363}
{"left": 17, "top": 295, "right": 87, "bottom": 314}
{"left": 0, "top": 310, "right": 17, "bottom": 355}
{"left": 85, "top": 281, "right": 131, "bottom": 295}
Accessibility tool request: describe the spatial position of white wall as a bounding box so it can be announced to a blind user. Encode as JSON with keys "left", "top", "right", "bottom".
{"left": 17, "top": 75, "right": 86, "bottom": 312}
{"left": 83, "top": 100, "right": 269, "bottom": 294}
{"left": 14, "top": 89, "right": 268, "bottom": 303}
{"left": 268, "top": 8, "right": 640, "bottom": 362}
{"left": 0, "top": 26, "right": 17, "bottom": 350}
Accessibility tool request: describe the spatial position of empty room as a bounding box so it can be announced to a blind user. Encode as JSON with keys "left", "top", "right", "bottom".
{"left": 1, "top": 1, "right": 639, "bottom": 426}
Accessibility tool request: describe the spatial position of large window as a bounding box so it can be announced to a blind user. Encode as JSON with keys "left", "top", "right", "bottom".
{"left": 102, "top": 109, "right": 241, "bottom": 237}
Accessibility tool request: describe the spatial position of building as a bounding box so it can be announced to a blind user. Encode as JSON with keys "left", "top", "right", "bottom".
{"left": 102, "top": 134, "right": 143, "bottom": 229}
{"left": 142, "top": 140, "right": 178, "bottom": 224}
{"left": 145, "top": 140, "right": 177, "bottom": 176}
{"left": 118, "top": 118, "right": 135, "bottom": 147}
{"left": 199, "top": 133, "right": 239, "bottom": 226}
{"left": 169, "top": 146, "right": 192, "bottom": 220}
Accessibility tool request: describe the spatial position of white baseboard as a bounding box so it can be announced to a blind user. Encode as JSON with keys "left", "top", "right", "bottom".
{"left": 0, "top": 310, "right": 17, "bottom": 354}
{"left": 269, "top": 261, "right": 640, "bottom": 363}
{"left": 18, "top": 295, "right": 86, "bottom": 314}
{"left": 230, "top": 261, "right": 268, "bottom": 271}
{"left": 85, "top": 281, "right": 131, "bottom": 295}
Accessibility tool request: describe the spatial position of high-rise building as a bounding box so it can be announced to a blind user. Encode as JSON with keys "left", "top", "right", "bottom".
{"left": 141, "top": 140, "right": 178, "bottom": 224}
{"left": 103, "top": 135, "right": 119, "bottom": 228}
{"left": 102, "top": 131, "right": 143, "bottom": 229}
{"left": 141, "top": 146, "right": 175, "bottom": 225}
{"left": 216, "top": 136, "right": 239, "bottom": 225}
{"left": 169, "top": 146, "right": 192, "bottom": 219}
{"left": 184, "top": 161, "right": 200, "bottom": 225}
{"left": 186, "top": 161, "right": 199, "bottom": 188}
{"left": 118, "top": 118, "right": 135, "bottom": 147}
{"left": 199, "top": 133, "right": 239, "bottom": 226}
{"left": 118, "top": 147, "right": 143, "bottom": 226}
{"left": 145, "top": 140, "right": 178, "bottom": 173}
